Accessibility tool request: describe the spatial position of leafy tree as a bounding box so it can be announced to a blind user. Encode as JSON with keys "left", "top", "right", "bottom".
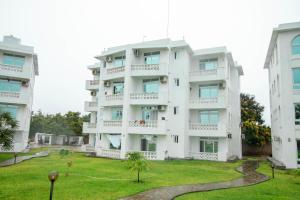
{"left": 0, "top": 112, "right": 18, "bottom": 151}
{"left": 126, "top": 152, "right": 148, "bottom": 182}
{"left": 241, "top": 93, "right": 271, "bottom": 146}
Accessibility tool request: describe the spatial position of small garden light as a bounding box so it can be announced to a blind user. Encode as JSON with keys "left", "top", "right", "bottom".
{"left": 271, "top": 163, "right": 275, "bottom": 179}
{"left": 48, "top": 171, "right": 59, "bottom": 200}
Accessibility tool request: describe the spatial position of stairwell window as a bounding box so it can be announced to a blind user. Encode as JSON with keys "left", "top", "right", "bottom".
{"left": 144, "top": 52, "right": 160, "bottom": 65}
{"left": 3, "top": 53, "right": 25, "bottom": 67}
{"left": 174, "top": 78, "right": 179, "bottom": 86}
{"left": 199, "top": 111, "right": 219, "bottom": 125}
{"left": 173, "top": 135, "right": 179, "bottom": 143}
{"left": 199, "top": 85, "right": 218, "bottom": 98}
{"left": 295, "top": 104, "right": 300, "bottom": 125}
{"left": 199, "top": 58, "right": 218, "bottom": 70}
{"left": 199, "top": 138, "right": 218, "bottom": 153}
{"left": 293, "top": 68, "right": 300, "bottom": 89}
{"left": 113, "top": 56, "right": 125, "bottom": 67}
{"left": 292, "top": 35, "right": 300, "bottom": 55}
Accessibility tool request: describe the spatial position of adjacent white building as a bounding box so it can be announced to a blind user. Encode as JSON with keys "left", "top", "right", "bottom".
{"left": 0, "top": 35, "right": 38, "bottom": 152}
{"left": 83, "top": 38, "right": 243, "bottom": 161}
{"left": 264, "top": 22, "right": 300, "bottom": 168}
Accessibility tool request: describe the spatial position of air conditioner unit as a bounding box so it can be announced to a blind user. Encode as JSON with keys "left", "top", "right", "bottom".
{"left": 22, "top": 81, "right": 29, "bottom": 87}
{"left": 134, "top": 49, "right": 140, "bottom": 57}
{"left": 160, "top": 76, "right": 168, "bottom": 83}
{"left": 157, "top": 105, "right": 166, "bottom": 111}
{"left": 104, "top": 81, "right": 110, "bottom": 87}
{"left": 92, "top": 70, "right": 98, "bottom": 75}
{"left": 219, "top": 82, "right": 226, "bottom": 89}
{"left": 106, "top": 56, "right": 113, "bottom": 63}
{"left": 91, "top": 91, "right": 97, "bottom": 96}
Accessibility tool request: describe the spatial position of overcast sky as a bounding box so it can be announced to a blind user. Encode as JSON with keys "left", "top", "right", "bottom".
{"left": 1, "top": 0, "right": 300, "bottom": 124}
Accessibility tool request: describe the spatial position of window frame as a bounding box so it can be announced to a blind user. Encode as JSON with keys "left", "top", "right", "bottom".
{"left": 292, "top": 35, "right": 300, "bottom": 55}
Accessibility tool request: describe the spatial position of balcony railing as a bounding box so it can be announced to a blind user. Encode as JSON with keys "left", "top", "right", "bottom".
{"left": 84, "top": 101, "right": 98, "bottom": 112}
{"left": 82, "top": 122, "right": 97, "bottom": 134}
{"left": 190, "top": 97, "right": 218, "bottom": 104}
{"left": 189, "top": 123, "right": 218, "bottom": 131}
{"left": 0, "top": 64, "right": 23, "bottom": 73}
{"left": 106, "top": 66, "right": 125, "bottom": 74}
{"left": 128, "top": 151, "right": 157, "bottom": 160}
{"left": 129, "top": 120, "right": 157, "bottom": 128}
{"left": 131, "top": 64, "right": 159, "bottom": 71}
{"left": 105, "top": 94, "right": 123, "bottom": 101}
{"left": 0, "top": 91, "right": 20, "bottom": 98}
{"left": 189, "top": 152, "right": 218, "bottom": 161}
{"left": 130, "top": 93, "right": 158, "bottom": 100}
{"left": 103, "top": 120, "right": 122, "bottom": 127}
{"left": 0, "top": 91, "right": 29, "bottom": 104}
{"left": 189, "top": 68, "right": 225, "bottom": 82}
{"left": 86, "top": 123, "right": 97, "bottom": 128}
{"left": 89, "top": 80, "right": 99, "bottom": 85}
{"left": 100, "top": 149, "right": 121, "bottom": 159}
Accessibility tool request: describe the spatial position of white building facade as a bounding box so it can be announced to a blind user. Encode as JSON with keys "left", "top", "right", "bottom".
{"left": 0, "top": 35, "right": 38, "bottom": 152}
{"left": 83, "top": 39, "right": 243, "bottom": 161}
{"left": 264, "top": 22, "right": 300, "bottom": 168}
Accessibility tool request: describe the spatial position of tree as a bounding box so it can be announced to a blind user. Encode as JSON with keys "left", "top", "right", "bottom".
{"left": 0, "top": 112, "right": 18, "bottom": 151}
{"left": 241, "top": 93, "right": 271, "bottom": 146}
{"left": 126, "top": 152, "right": 148, "bottom": 182}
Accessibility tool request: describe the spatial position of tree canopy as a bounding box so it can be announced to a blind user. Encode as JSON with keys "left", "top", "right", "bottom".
{"left": 0, "top": 112, "right": 18, "bottom": 151}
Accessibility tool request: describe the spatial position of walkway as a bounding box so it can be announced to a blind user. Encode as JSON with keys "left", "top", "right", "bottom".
{"left": 120, "top": 160, "right": 269, "bottom": 200}
{"left": 0, "top": 151, "right": 49, "bottom": 167}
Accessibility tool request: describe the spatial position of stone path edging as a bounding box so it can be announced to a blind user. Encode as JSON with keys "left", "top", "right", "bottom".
{"left": 0, "top": 151, "right": 49, "bottom": 167}
{"left": 119, "top": 160, "right": 269, "bottom": 200}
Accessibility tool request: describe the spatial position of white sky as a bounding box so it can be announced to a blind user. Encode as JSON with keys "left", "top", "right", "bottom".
{"left": 1, "top": 0, "right": 300, "bottom": 125}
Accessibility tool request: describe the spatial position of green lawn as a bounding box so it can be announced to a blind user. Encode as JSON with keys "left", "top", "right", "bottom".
{"left": 0, "top": 151, "right": 242, "bottom": 200}
{"left": 176, "top": 161, "right": 300, "bottom": 200}
{"left": 0, "top": 147, "right": 48, "bottom": 162}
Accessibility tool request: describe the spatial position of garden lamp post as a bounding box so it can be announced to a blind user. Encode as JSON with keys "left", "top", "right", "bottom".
{"left": 48, "top": 171, "right": 59, "bottom": 200}
{"left": 271, "top": 163, "right": 275, "bottom": 179}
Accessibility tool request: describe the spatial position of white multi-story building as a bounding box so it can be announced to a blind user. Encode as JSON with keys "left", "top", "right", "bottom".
{"left": 83, "top": 38, "right": 243, "bottom": 161}
{"left": 0, "top": 35, "right": 38, "bottom": 152}
{"left": 264, "top": 22, "right": 300, "bottom": 169}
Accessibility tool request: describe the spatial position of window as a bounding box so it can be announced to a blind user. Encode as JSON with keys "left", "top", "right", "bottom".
{"left": 174, "top": 106, "right": 178, "bottom": 115}
{"left": 143, "top": 79, "right": 159, "bottom": 93}
{"left": 199, "top": 111, "right": 219, "bottom": 125}
{"left": 3, "top": 53, "right": 25, "bottom": 67}
{"left": 107, "top": 134, "right": 121, "bottom": 150}
{"left": 293, "top": 68, "right": 300, "bottom": 89}
{"left": 199, "top": 85, "right": 218, "bottom": 98}
{"left": 295, "top": 104, "right": 300, "bottom": 125}
{"left": 173, "top": 135, "right": 179, "bottom": 143}
{"left": 113, "top": 82, "right": 124, "bottom": 94}
{"left": 292, "top": 35, "right": 300, "bottom": 55}
{"left": 113, "top": 56, "right": 125, "bottom": 67}
{"left": 111, "top": 107, "right": 122, "bottom": 120}
{"left": 199, "top": 138, "right": 218, "bottom": 153}
{"left": 174, "top": 78, "right": 179, "bottom": 86}
{"left": 141, "top": 136, "right": 157, "bottom": 151}
{"left": 144, "top": 51, "right": 160, "bottom": 65}
{"left": 199, "top": 58, "right": 218, "bottom": 70}
{"left": 0, "top": 104, "right": 18, "bottom": 119}
{"left": 0, "top": 79, "right": 21, "bottom": 92}
{"left": 174, "top": 51, "right": 178, "bottom": 60}
{"left": 142, "top": 106, "right": 158, "bottom": 121}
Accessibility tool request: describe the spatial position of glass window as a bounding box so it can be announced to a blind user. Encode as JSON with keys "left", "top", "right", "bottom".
{"left": 293, "top": 68, "right": 300, "bottom": 89}
{"left": 199, "top": 58, "right": 218, "bottom": 70}
{"left": 295, "top": 104, "right": 300, "bottom": 125}
{"left": 292, "top": 35, "right": 300, "bottom": 55}
{"left": 143, "top": 79, "right": 159, "bottom": 93}
{"left": 111, "top": 107, "right": 122, "bottom": 120}
{"left": 0, "top": 79, "right": 22, "bottom": 92}
{"left": 3, "top": 53, "right": 25, "bottom": 67}
{"left": 199, "top": 111, "right": 219, "bottom": 125}
{"left": 142, "top": 106, "right": 158, "bottom": 121}
{"left": 113, "top": 56, "right": 125, "bottom": 67}
{"left": 199, "top": 85, "right": 218, "bottom": 98}
{"left": 199, "top": 139, "right": 218, "bottom": 153}
{"left": 141, "top": 136, "right": 157, "bottom": 151}
{"left": 0, "top": 104, "right": 18, "bottom": 119}
{"left": 113, "top": 82, "right": 124, "bottom": 94}
{"left": 144, "top": 52, "right": 160, "bottom": 65}
{"left": 107, "top": 134, "right": 121, "bottom": 150}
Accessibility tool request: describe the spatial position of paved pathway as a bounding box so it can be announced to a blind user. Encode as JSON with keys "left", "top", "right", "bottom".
{"left": 120, "top": 160, "right": 269, "bottom": 200}
{"left": 0, "top": 151, "right": 49, "bottom": 167}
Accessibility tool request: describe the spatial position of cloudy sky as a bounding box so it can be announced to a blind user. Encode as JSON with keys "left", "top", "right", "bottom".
{"left": 1, "top": 0, "right": 300, "bottom": 124}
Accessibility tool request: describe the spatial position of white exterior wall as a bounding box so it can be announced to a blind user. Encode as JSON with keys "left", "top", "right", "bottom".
{"left": 0, "top": 36, "right": 38, "bottom": 152}
{"left": 83, "top": 39, "right": 243, "bottom": 161}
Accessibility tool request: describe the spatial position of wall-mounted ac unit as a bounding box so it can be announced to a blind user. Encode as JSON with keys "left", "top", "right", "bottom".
{"left": 104, "top": 81, "right": 110, "bottom": 87}
{"left": 92, "top": 69, "right": 98, "bottom": 75}
{"left": 219, "top": 81, "right": 226, "bottom": 89}
{"left": 158, "top": 105, "right": 166, "bottom": 111}
{"left": 134, "top": 49, "right": 140, "bottom": 57}
{"left": 91, "top": 91, "right": 97, "bottom": 96}
{"left": 106, "top": 56, "right": 113, "bottom": 63}
{"left": 21, "top": 81, "right": 29, "bottom": 87}
{"left": 160, "top": 76, "right": 168, "bottom": 83}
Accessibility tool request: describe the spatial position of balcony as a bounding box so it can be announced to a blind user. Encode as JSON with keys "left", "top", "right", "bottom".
{"left": 82, "top": 122, "right": 98, "bottom": 134}
{"left": 188, "top": 123, "right": 226, "bottom": 137}
{"left": 84, "top": 101, "right": 98, "bottom": 112}
{"left": 131, "top": 63, "right": 168, "bottom": 76}
{"left": 189, "top": 68, "right": 225, "bottom": 82}
{"left": 189, "top": 152, "right": 218, "bottom": 161}
{"left": 102, "top": 66, "right": 125, "bottom": 80}
{"left": 189, "top": 96, "right": 226, "bottom": 109}
{"left": 127, "top": 150, "right": 157, "bottom": 160}
{"left": 0, "top": 64, "right": 31, "bottom": 80}
{"left": 102, "top": 94, "right": 123, "bottom": 106}
{"left": 85, "top": 80, "right": 99, "bottom": 90}
{"left": 98, "top": 149, "right": 121, "bottom": 159}
{"left": 0, "top": 91, "right": 30, "bottom": 105}
{"left": 128, "top": 120, "right": 166, "bottom": 135}
{"left": 100, "top": 120, "right": 122, "bottom": 133}
{"left": 130, "top": 92, "right": 168, "bottom": 105}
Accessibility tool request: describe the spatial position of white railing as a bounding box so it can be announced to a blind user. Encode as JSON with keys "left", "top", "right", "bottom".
{"left": 130, "top": 93, "right": 158, "bottom": 100}
{"left": 190, "top": 152, "right": 218, "bottom": 161}
{"left": 131, "top": 64, "right": 159, "bottom": 71}
{"left": 189, "top": 97, "right": 218, "bottom": 104}
{"left": 106, "top": 66, "right": 125, "bottom": 74}
{"left": 190, "top": 67, "right": 224, "bottom": 76}
{"left": 129, "top": 120, "right": 158, "bottom": 128}
{"left": 105, "top": 94, "right": 123, "bottom": 101}
{"left": 100, "top": 149, "right": 121, "bottom": 159}
{"left": 87, "top": 123, "right": 97, "bottom": 128}
{"left": 103, "top": 120, "right": 122, "bottom": 127}
{"left": 89, "top": 80, "right": 99, "bottom": 85}
{"left": 0, "top": 91, "right": 20, "bottom": 98}
{"left": 85, "top": 145, "right": 95, "bottom": 152}
{"left": 88, "top": 101, "right": 98, "bottom": 107}
{"left": 128, "top": 151, "right": 157, "bottom": 160}
{"left": 0, "top": 64, "right": 23, "bottom": 72}
{"left": 189, "top": 123, "right": 218, "bottom": 130}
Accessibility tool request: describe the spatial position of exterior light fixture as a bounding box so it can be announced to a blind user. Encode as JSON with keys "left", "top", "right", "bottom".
{"left": 48, "top": 171, "right": 59, "bottom": 200}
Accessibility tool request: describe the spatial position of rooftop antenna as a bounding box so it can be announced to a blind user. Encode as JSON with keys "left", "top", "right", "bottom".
{"left": 166, "top": 0, "right": 170, "bottom": 38}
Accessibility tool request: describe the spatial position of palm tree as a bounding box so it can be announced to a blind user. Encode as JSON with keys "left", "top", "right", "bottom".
{"left": 0, "top": 112, "right": 18, "bottom": 152}
{"left": 126, "top": 152, "right": 148, "bottom": 182}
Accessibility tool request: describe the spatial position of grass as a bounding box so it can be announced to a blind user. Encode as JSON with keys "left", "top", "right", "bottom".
{"left": 0, "top": 151, "right": 242, "bottom": 200}
{"left": 176, "top": 161, "right": 300, "bottom": 200}
{"left": 0, "top": 147, "right": 48, "bottom": 162}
